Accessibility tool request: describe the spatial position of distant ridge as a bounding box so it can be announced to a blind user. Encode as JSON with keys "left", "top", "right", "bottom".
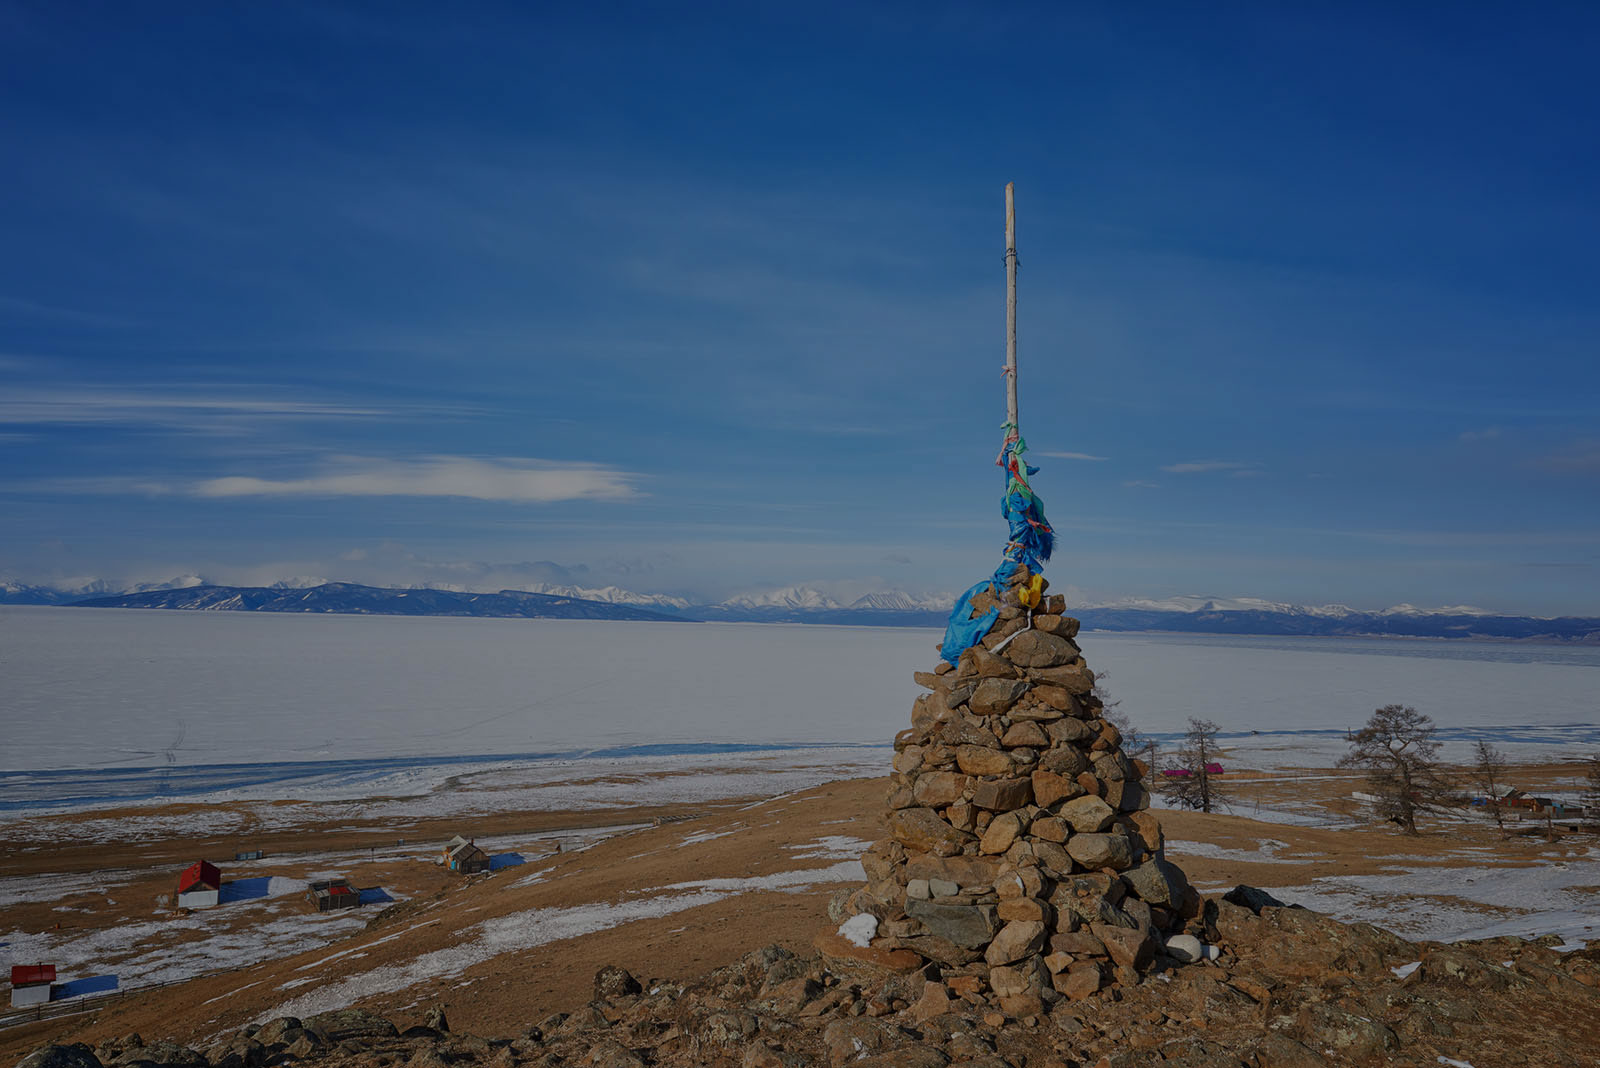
{"left": 68, "top": 582, "right": 692, "bottom": 623}
{"left": 1069, "top": 604, "right": 1600, "bottom": 643}
{"left": 8, "top": 579, "right": 1597, "bottom": 641}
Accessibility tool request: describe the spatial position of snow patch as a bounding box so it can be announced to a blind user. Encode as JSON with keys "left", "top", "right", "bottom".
{"left": 837, "top": 914, "right": 878, "bottom": 949}
{"left": 788, "top": 836, "right": 873, "bottom": 860}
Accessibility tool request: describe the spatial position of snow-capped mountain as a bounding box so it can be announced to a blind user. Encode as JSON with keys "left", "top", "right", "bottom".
{"left": 4, "top": 574, "right": 1593, "bottom": 641}
{"left": 65, "top": 582, "right": 688, "bottom": 622}
{"left": 130, "top": 574, "right": 205, "bottom": 593}
{"left": 517, "top": 583, "right": 692, "bottom": 612}
{"left": 1377, "top": 603, "right": 1494, "bottom": 617}
{"left": 1067, "top": 599, "right": 1594, "bottom": 642}
{"left": 718, "top": 586, "right": 844, "bottom": 611}
{"left": 269, "top": 576, "right": 332, "bottom": 590}
{"left": 1080, "top": 595, "right": 1359, "bottom": 619}
{"left": 0, "top": 574, "right": 204, "bottom": 605}
{"left": 847, "top": 591, "right": 956, "bottom": 612}
{"left": 713, "top": 586, "right": 956, "bottom": 613}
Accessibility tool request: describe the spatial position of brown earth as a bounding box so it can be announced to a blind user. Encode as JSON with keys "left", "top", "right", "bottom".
{"left": 4, "top": 762, "right": 1598, "bottom": 1066}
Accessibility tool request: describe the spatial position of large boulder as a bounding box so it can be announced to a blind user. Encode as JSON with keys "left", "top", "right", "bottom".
{"left": 1066, "top": 832, "right": 1134, "bottom": 870}
{"left": 1124, "top": 858, "right": 1189, "bottom": 908}
{"left": 970, "top": 778, "right": 1031, "bottom": 811}
{"left": 18, "top": 1047, "right": 103, "bottom": 1068}
{"left": 954, "top": 745, "right": 1013, "bottom": 777}
{"left": 969, "top": 677, "right": 1030, "bottom": 717}
{"left": 1003, "top": 631, "right": 1079, "bottom": 669}
{"left": 304, "top": 1009, "right": 398, "bottom": 1044}
{"left": 984, "top": 920, "right": 1048, "bottom": 966}
{"left": 904, "top": 854, "right": 1000, "bottom": 888}
{"left": 905, "top": 900, "right": 999, "bottom": 948}
{"left": 913, "top": 772, "right": 970, "bottom": 806}
{"left": 887, "top": 808, "right": 972, "bottom": 853}
{"left": 594, "top": 964, "right": 643, "bottom": 1000}
{"left": 1058, "top": 795, "right": 1116, "bottom": 833}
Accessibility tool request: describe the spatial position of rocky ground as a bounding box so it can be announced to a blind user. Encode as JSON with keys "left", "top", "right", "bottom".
{"left": 17, "top": 884, "right": 1600, "bottom": 1068}
{"left": 5, "top": 765, "right": 1599, "bottom": 1068}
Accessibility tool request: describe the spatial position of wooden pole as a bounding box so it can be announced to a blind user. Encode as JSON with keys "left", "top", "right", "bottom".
{"left": 1005, "top": 182, "right": 1019, "bottom": 432}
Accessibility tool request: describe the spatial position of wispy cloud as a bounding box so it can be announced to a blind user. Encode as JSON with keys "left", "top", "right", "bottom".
{"left": 0, "top": 294, "right": 139, "bottom": 327}
{"left": 0, "top": 388, "right": 386, "bottom": 427}
{"left": 1160, "top": 460, "right": 1262, "bottom": 476}
{"left": 1533, "top": 439, "right": 1600, "bottom": 475}
{"left": 190, "top": 456, "right": 638, "bottom": 502}
{"left": 20, "top": 456, "right": 640, "bottom": 503}
{"left": 1123, "top": 480, "right": 1160, "bottom": 489}
{"left": 1459, "top": 427, "right": 1502, "bottom": 443}
{"left": 1036, "top": 450, "right": 1108, "bottom": 461}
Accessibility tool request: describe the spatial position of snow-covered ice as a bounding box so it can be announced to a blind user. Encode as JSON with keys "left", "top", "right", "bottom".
{"left": 4, "top": 607, "right": 1599, "bottom": 819}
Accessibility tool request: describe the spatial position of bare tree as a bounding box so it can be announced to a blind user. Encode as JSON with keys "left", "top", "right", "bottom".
{"left": 1472, "top": 738, "right": 1509, "bottom": 833}
{"left": 1161, "top": 717, "right": 1228, "bottom": 813}
{"left": 1338, "top": 704, "right": 1452, "bottom": 834}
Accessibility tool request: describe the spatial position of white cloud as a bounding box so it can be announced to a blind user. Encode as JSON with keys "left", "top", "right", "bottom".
{"left": 1123, "top": 480, "right": 1160, "bottom": 489}
{"left": 189, "top": 456, "right": 638, "bottom": 503}
{"left": 1035, "top": 450, "right": 1108, "bottom": 461}
{"left": 1459, "top": 427, "right": 1502, "bottom": 443}
{"left": 17, "top": 457, "right": 640, "bottom": 504}
{"left": 1159, "top": 460, "right": 1261, "bottom": 475}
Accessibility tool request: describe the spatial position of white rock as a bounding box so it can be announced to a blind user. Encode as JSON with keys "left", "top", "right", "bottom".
{"left": 1164, "top": 933, "right": 1204, "bottom": 963}
{"left": 838, "top": 913, "right": 879, "bottom": 949}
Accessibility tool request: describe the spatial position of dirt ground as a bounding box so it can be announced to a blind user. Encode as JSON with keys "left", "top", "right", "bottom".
{"left": 3, "top": 760, "right": 1596, "bottom": 1063}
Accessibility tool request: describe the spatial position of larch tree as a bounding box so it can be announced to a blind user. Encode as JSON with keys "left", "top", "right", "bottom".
{"left": 1338, "top": 704, "right": 1452, "bottom": 834}
{"left": 1472, "top": 738, "right": 1510, "bottom": 833}
{"left": 1161, "top": 717, "right": 1228, "bottom": 813}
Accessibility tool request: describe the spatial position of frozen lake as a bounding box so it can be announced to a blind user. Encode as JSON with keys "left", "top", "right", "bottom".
{"left": 3, "top": 605, "right": 1597, "bottom": 813}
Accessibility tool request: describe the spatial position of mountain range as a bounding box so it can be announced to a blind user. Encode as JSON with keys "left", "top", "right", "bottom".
{"left": 5, "top": 578, "right": 1597, "bottom": 642}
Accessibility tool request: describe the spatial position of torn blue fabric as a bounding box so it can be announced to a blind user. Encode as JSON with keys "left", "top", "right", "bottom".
{"left": 939, "top": 578, "right": 1001, "bottom": 665}
{"left": 938, "top": 437, "right": 1055, "bottom": 665}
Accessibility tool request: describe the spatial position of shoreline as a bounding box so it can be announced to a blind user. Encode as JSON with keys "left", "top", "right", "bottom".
{"left": 8, "top": 723, "right": 1599, "bottom": 824}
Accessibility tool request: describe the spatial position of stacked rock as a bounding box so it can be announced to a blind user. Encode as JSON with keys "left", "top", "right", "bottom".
{"left": 838, "top": 564, "right": 1200, "bottom": 1018}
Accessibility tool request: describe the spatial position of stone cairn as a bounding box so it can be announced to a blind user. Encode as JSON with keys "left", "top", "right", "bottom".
{"left": 826, "top": 563, "right": 1200, "bottom": 1018}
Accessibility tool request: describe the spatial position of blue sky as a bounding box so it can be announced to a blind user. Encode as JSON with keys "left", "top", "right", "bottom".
{"left": 2, "top": 2, "right": 1597, "bottom": 613}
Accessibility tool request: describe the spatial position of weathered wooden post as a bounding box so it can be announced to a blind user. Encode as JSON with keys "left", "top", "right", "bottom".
{"left": 1004, "top": 182, "right": 1019, "bottom": 433}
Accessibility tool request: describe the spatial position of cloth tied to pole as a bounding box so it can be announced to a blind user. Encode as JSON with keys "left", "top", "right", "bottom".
{"left": 939, "top": 430, "right": 1054, "bottom": 664}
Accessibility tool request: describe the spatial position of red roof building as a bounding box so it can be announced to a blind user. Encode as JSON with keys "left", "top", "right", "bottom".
{"left": 177, "top": 861, "right": 221, "bottom": 895}
{"left": 10, "top": 965, "right": 54, "bottom": 987}
{"left": 10, "top": 965, "right": 55, "bottom": 1008}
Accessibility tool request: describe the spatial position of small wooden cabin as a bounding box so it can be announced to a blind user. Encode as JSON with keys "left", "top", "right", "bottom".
{"left": 10, "top": 965, "right": 55, "bottom": 1008}
{"left": 442, "top": 835, "right": 491, "bottom": 874}
{"left": 306, "top": 879, "right": 360, "bottom": 911}
{"left": 176, "top": 860, "right": 222, "bottom": 909}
